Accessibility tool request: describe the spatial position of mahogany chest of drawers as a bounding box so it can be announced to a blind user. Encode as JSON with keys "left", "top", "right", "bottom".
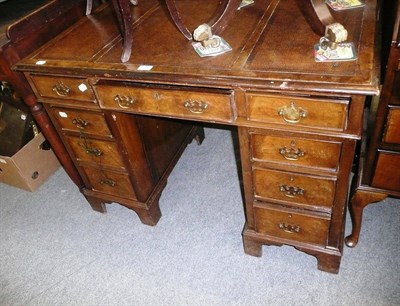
{"left": 16, "top": 0, "right": 380, "bottom": 273}
{"left": 346, "top": 0, "right": 400, "bottom": 247}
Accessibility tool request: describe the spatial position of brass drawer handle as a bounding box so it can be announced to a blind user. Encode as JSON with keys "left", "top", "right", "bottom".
{"left": 279, "top": 222, "right": 300, "bottom": 234}
{"left": 53, "top": 81, "right": 71, "bottom": 97}
{"left": 279, "top": 146, "right": 306, "bottom": 160}
{"left": 84, "top": 147, "right": 103, "bottom": 157}
{"left": 114, "top": 94, "right": 136, "bottom": 108}
{"left": 100, "top": 178, "right": 117, "bottom": 187}
{"left": 72, "top": 118, "right": 89, "bottom": 129}
{"left": 78, "top": 132, "right": 103, "bottom": 157}
{"left": 279, "top": 184, "right": 304, "bottom": 197}
{"left": 183, "top": 99, "right": 209, "bottom": 114}
{"left": 278, "top": 101, "right": 307, "bottom": 124}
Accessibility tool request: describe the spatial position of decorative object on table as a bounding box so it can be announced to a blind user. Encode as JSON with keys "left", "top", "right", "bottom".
{"left": 239, "top": 0, "right": 254, "bottom": 9}
{"left": 309, "top": 0, "right": 364, "bottom": 62}
{"left": 314, "top": 42, "right": 357, "bottom": 62}
{"left": 326, "top": 0, "right": 365, "bottom": 11}
{"left": 314, "top": 23, "right": 357, "bottom": 62}
{"left": 192, "top": 24, "right": 232, "bottom": 57}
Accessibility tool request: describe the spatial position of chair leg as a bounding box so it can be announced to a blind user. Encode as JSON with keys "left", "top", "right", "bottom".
{"left": 165, "top": 0, "right": 242, "bottom": 40}
{"left": 86, "top": 0, "right": 93, "bottom": 15}
{"left": 111, "top": 0, "right": 134, "bottom": 62}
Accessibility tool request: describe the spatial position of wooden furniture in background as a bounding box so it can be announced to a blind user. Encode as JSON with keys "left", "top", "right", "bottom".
{"left": 16, "top": 0, "right": 380, "bottom": 273}
{"left": 0, "top": 0, "right": 103, "bottom": 188}
{"left": 345, "top": 0, "right": 400, "bottom": 247}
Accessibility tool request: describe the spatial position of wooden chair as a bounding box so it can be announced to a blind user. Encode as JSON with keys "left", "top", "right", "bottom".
{"left": 86, "top": 0, "right": 341, "bottom": 62}
{"left": 86, "top": 0, "right": 137, "bottom": 62}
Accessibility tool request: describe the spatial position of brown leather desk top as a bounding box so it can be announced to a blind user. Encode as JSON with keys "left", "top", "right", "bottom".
{"left": 16, "top": 0, "right": 379, "bottom": 95}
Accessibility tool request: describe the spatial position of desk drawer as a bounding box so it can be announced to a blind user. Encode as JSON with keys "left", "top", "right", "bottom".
{"left": 246, "top": 93, "right": 349, "bottom": 131}
{"left": 253, "top": 168, "right": 336, "bottom": 209}
{"left": 64, "top": 135, "right": 125, "bottom": 169}
{"left": 254, "top": 205, "right": 330, "bottom": 245}
{"left": 382, "top": 107, "right": 400, "bottom": 144}
{"left": 81, "top": 166, "right": 136, "bottom": 199}
{"left": 392, "top": 68, "right": 400, "bottom": 100}
{"left": 48, "top": 107, "right": 112, "bottom": 137}
{"left": 30, "top": 75, "right": 95, "bottom": 103}
{"left": 371, "top": 151, "right": 400, "bottom": 192}
{"left": 94, "top": 84, "right": 235, "bottom": 123}
{"left": 251, "top": 133, "right": 341, "bottom": 172}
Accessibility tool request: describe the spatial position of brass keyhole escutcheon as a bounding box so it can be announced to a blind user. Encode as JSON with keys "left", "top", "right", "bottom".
{"left": 153, "top": 92, "right": 161, "bottom": 100}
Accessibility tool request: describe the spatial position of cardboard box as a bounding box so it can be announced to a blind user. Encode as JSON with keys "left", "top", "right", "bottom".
{"left": 0, "top": 132, "right": 60, "bottom": 191}
{"left": 0, "top": 101, "right": 34, "bottom": 156}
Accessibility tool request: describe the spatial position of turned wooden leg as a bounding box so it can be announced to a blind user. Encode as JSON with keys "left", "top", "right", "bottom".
{"left": 243, "top": 236, "right": 263, "bottom": 257}
{"left": 345, "top": 189, "right": 388, "bottom": 248}
{"left": 84, "top": 195, "right": 107, "bottom": 213}
{"left": 24, "top": 95, "right": 85, "bottom": 189}
{"left": 135, "top": 201, "right": 161, "bottom": 226}
{"left": 315, "top": 253, "right": 341, "bottom": 274}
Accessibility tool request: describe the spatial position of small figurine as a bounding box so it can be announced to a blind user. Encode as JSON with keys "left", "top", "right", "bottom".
{"left": 320, "top": 22, "right": 348, "bottom": 50}
{"left": 193, "top": 24, "right": 221, "bottom": 48}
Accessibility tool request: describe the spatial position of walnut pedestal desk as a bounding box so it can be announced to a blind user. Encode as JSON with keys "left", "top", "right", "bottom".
{"left": 16, "top": 0, "right": 380, "bottom": 273}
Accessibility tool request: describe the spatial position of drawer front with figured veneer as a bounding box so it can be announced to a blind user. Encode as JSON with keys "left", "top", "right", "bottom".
{"left": 371, "top": 151, "right": 400, "bottom": 192}
{"left": 246, "top": 93, "right": 349, "bottom": 131}
{"left": 94, "top": 84, "right": 235, "bottom": 123}
{"left": 251, "top": 133, "right": 341, "bottom": 172}
{"left": 30, "top": 75, "right": 95, "bottom": 103}
{"left": 48, "top": 107, "right": 112, "bottom": 137}
{"left": 81, "top": 167, "right": 136, "bottom": 199}
{"left": 64, "top": 135, "right": 125, "bottom": 169}
{"left": 253, "top": 168, "right": 336, "bottom": 210}
{"left": 382, "top": 107, "right": 400, "bottom": 144}
{"left": 254, "top": 205, "right": 330, "bottom": 246}
{"left": 391, "top": 69, "right": 400, "bottom": 100}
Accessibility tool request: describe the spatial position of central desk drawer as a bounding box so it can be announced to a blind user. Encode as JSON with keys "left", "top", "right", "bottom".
{"left": 94, "top": 84, "right": 235, "bottom": 122}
